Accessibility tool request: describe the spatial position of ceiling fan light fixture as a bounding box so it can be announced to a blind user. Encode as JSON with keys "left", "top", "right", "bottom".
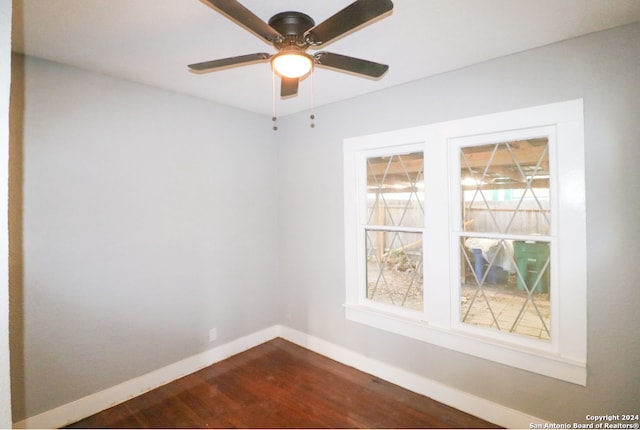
{"left": 272, "top": 52, "right": 313, "bottom": 78}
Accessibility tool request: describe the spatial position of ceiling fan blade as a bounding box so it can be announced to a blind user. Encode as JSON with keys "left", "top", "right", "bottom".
{"left": 202, "top": 0, "right": 283, "bottom": 43}
{"left": 305, "top": 0, "right": 393, "bottom": 46}
{"left": 313, "top": 52, "right": 388, "bottom": 78}
{"left": 188, "top": 53, "right": 271, "bottom": 73}
{"left": 281, "top": 77, "right": 299, "bottom": 98}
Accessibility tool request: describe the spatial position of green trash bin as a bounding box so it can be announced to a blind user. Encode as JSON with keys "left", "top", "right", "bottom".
{"left": 514, "top": 241, "right": 550, "bottom": 294}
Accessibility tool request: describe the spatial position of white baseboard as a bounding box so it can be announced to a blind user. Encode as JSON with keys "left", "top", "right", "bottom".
{"left": 13, "top": 325, "right": 280, "bottom": 429}
{"left": 279, "top": 326, "right": 545, "bottom": 429}
{"left": 14, "top": 324, "right": 544, "bottom": 429}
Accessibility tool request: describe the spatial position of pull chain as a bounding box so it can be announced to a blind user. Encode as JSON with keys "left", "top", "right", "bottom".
{"left": 272, "top": 69, "right": 278, "bottom": 131}
{"left": 309, "top": 72, "right": 316, "bottom": 128}
{"left": 271, "top": 70, "right": 316, "bottom": 130}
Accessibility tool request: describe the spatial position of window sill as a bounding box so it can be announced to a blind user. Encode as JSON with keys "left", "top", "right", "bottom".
{"left": 344, "top": 303, "right": 586, "bottom": 386}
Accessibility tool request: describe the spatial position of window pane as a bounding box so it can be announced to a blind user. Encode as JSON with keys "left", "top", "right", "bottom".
{"left": 458, "top": 138, "right": 553, "bottom": 340}
{"left": 460, "top": 237, "right": 550, "bottom": 340}
{"left": 461, "top": 139, "right": 550, "bottom": 235}
{"left": 366, "top": 229, "right": 423, "bottom": 311}
{"left": 367, "top": 152, "right": 424, "bottom": 228}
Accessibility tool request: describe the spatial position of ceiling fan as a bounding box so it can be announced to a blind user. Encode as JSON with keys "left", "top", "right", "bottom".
{"left": 189, "top": 0, "right": 394, "bottom": 99}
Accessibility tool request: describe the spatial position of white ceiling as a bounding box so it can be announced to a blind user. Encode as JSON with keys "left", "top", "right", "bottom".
{"left": 11, "top": 0, "right": 640, "bottom": 117}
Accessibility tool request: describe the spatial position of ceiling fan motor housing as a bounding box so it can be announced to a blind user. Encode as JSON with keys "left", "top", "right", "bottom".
{"left": 269, "top": 12, "right": 315, "bottom": 49}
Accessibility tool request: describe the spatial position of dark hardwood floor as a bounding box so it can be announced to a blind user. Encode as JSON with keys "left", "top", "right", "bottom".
{"left": 67, "top": 338, "right": 499, "bottom": 428}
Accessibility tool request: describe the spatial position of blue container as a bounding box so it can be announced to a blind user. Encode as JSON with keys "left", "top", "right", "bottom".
{"left": 472, "top": 249, "right": 484, "bottom": 280}
{"left": 471, "top": 248, "right": 506, "bottom": 284}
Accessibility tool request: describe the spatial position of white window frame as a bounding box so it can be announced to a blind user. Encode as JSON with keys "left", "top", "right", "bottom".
{"left": 343, "top": 99, "right": 586, "bottom": 385}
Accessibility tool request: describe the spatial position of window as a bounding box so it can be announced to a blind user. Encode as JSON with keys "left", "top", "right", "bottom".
{"left": 454, "top": 132, "right": 553, "bottom": 341}
{"left": 365, "top": 151, "right": 424, "bottom": 313}
{"left": 343, "top": 100, "right": 586, "bottom": 385}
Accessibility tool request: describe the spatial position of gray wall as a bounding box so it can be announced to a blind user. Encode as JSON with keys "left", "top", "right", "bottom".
{"left": 0, "top": 0, "right": 13, "bottom": 426}
{"left": 10, "top": 56, "right": 280, "bottom": 420}
{"left": 277, "top": 22, "right": 640, "bottom": 421}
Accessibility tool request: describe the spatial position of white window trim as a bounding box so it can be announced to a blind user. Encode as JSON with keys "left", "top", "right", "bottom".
{"left": 343, "top": 99, "right": 587, "bottom": 385}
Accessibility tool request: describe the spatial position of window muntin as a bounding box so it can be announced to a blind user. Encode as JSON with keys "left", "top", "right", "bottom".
{"left": 366, "top": 229, "right": 423, "bottom": 310}
{"left": 460, "top": 139, "right": 550, "bottom": 236}
{"left": 366, "top": 153, "right": 424, "bottom": 228}
{"left": 364, "top": 152, "right": 424, "bottom": 311}
{"left": 456, "top": 138, "right": 552, "bottom": 340}
{"left": 459, "top": 236, "right": 551, "bottom": 340}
